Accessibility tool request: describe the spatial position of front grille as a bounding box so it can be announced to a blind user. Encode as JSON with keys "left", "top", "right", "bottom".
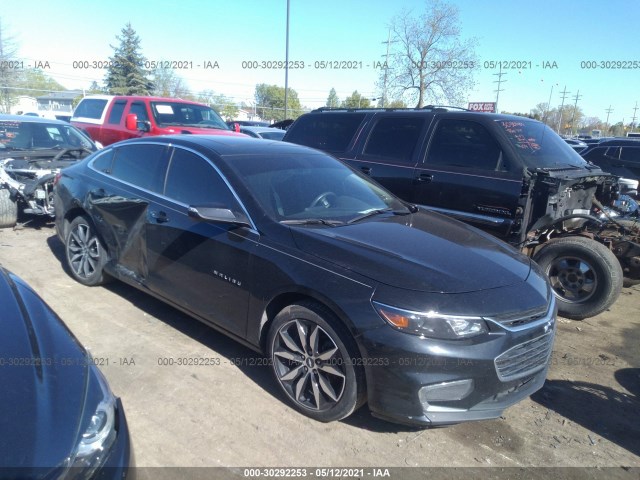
{"left": 494, "top": 332, "right": 554, "bottom": 382}
{"left": 487, "top": 304, "right": 549, "bottom": 329}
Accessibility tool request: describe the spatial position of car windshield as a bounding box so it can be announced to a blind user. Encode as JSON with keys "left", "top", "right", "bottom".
{"left": 229, "top": 151, "right": 410, "bottom": 224}
{"left": 0, "top": 120, "right": 95, "bottom": 151}
{"left": 151, "top": 102, "right": 229, "bottom": 130}
{"left": 496, "top": 119, "right": 589, "bottom": 169}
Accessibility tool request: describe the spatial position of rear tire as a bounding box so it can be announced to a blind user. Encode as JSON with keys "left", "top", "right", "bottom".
{"left": 0, "top": 189, "right": 18, "bottom": 229}
{"left": 533, "top": 236, "right": 623, "bottom": 320}
{"left": 65, "top": 215, "right": 109, "bottom": 286}
{"left": 267, "top": 301, "right": 366, "bottom": 422}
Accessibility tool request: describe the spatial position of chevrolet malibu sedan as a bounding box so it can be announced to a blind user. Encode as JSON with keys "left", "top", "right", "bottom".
{"left": 0, "top": 266, "right": 133, "bottom": 478}
{"left": 54, "top": 136, "right": 556, "bottom": 426}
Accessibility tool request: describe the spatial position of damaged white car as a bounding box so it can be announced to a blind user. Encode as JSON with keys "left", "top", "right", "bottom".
{"left": 0, "top": 115, "right": 98, "bottom": 228}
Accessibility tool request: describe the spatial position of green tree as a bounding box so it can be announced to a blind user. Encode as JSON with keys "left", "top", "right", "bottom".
{"left": 384, "top": 1, "right": 478, "bottom": 107}
{"left": 326, "top": 88, "right": 340, "bottom": 108}
{"left": 0, "top": 18, "right": 20, "bottom": 113}
{"left": 255, "top": 83, "right": 303, "bottom": 121}
{"left": 105, "top": 23, "right": 152, "bottom": 95}
{"left": 15, "top": 69, "right": 65, "bottom": 94}
{"left": 387, "top": 99, "right": 407, "bottom": 108}
{"left": 341, "top": 91, "right": 371, "bottom": 109}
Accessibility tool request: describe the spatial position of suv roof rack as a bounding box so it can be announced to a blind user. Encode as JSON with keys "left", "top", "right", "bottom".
{"left": 312, "top": 105, "right": 471, "bottom": 113}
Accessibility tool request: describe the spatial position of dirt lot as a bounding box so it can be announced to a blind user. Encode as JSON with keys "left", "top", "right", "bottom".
{"left": 1, "top": 222, "right": 638, "bottom": 477}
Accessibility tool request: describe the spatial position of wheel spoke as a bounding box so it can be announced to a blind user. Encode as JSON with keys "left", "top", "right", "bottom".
{"left": 278, "top": 329, "right": 304, "bottom": 355}
{"left": 294, "top": 371, "right": 310, "bottom": 401}
{"left": 281, "top": 364, "right": 305, "bottom": 382}
{"left": 317, "top": 372, "right": 339, "bottom": 401}
{"left": 295, "top": 320, "right": 308, "bottom": 352}
{"left": 274, "top": 349, "right": 303, "bottom": 363}
{"left": 310, "top": 375, "right": 322, "bottom": 409}
{"left": 317, "top": 345, "right": 338, "bottom": 361}
{"left": 318, "top": 363, "right": 345, "bottom": 378}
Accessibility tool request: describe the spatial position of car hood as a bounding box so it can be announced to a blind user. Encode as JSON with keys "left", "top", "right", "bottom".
{"left": 0, "top": 268, "right": 87, "bottom": 471}
{"left": 289, "top": 211, "right": 531, "bottom": 293}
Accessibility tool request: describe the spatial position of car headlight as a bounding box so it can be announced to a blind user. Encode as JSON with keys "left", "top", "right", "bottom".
{"left": 64, "top": 364, "right": 117, "bottom": 479}
{"left": 373, "top": 302, "right": 488, "bottom": 339}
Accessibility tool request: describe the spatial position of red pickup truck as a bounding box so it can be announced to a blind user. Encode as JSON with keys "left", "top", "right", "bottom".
{"left": 71, "top": 95, "right": 244, "bottom": 146}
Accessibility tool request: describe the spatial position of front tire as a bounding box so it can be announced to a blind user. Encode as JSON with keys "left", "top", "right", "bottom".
{"left": 533, "top": 236, "right": 623, "bottom": 320}
{"left": 65, "top": 215, "right": 109, "bottom": 286}
{"left": 0, "top": 189, "right": 18, "bottom": 229}
{"left": 267, "top": 302, "right": 366, "bottom": 422}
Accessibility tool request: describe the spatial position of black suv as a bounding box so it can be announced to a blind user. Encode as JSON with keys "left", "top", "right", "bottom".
{"left": 284, "top": 108, "right": 640, "bottom": 319}
{"left": 580, "top": 138, "right": 640, "bottom": 197}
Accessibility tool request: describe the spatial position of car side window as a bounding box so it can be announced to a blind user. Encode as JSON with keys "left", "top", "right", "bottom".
{"left": 107, "top": 101, "right": 127, "bottom": 125}
{"left": 91, "top": 148, "right": 115, "bottom": 173}
{"left": 426, "top": 119, "right": 505, "bottom": 171}
{"left": 620, "top": 147, "right": 640, "bottom": 163}
{"left": 363, "top": 117, "right": 425, "bottom": 164}
{"left": 110, "top": 144, "right": 168, "bottom": 193}
{"left": 129, "top": 102, "right": 149, "bottom": 122}
{"left": 164, "top": 148, "right": 239, "bottom": 208}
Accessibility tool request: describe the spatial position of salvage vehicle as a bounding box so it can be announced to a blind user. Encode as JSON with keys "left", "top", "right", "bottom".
{"left": 0, "top": 115, "right": 98, "bottom": 228}
{"left": 283, "top": 108, "right": 640, "bottom": 320}
{"left": 71, "top": 95, "right": 245, "bottom": 147}
{"left": 0, "top": 266, "right": 134, "bottom": 478}
{"left": 54, "top": 136, "right": 556, "bottom": 427}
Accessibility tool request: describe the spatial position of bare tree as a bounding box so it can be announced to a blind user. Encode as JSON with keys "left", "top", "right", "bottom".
{"left": 0, "top": 18, "right": 20, "bottom": 113}
{"left": 383, "top": 1, "right": 478, "bottom": 108}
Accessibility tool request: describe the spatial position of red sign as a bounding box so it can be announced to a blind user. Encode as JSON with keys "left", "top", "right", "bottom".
{"left": 468, "top": 102, "right": 496, "bottom": 113}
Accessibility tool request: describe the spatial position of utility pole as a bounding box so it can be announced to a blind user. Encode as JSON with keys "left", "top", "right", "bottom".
{"left": 569, "top": 90, "right": 582, "bottom": 136}
{"left": 605, "top": 105, "right": 614, "bottom": 133}
{"left": 631, "top": 101, "right": 639, "bottom": 133}
{"left": 380, "top": 29, "right": 397, "bottom": 108}
{"left": 493, "top": 65, "right": 506, "bottom": 113}
{"left": 556, "top": 86, "right": 570, "bottom": 134}
{"left": 284, "top": 0, "right": 290, "bottom": 120}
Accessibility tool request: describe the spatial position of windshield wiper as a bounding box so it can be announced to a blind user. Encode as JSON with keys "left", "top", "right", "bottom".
{"left": 347, "top": 207, "right": 410, "bottom": 224}
{"left": 280, "top": 218, "right": 344, "bottom": 227}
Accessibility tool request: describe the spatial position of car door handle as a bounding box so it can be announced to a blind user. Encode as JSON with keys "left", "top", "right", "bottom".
{"left": 151, "top": 211, "right": 169, "bottom": 223}
{"left": 417, "top": 173, "right": 433, "bottom": 183}
{"left": 360, "top": 166, "right": 371, "bottom": 175}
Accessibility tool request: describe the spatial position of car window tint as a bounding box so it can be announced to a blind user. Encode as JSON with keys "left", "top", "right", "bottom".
{"left": 620, "top": 147, "right": 640, "bottom": 163}
{"left": 107, "top": 101, "right": 127, "bottom": 125}
{"left": 73, "top": 99, "right": 108, "bottom": 119}
{"left": 130, "top": 102, "right": 149, "bottom": 121}
{"left": 91, "top": 148, "right": 115, "bottom": 173}
{"left": 285, "top": 113, "right": 366, "bottom": 153}
{"left": 110, "top": 144, "right": 168, "bottom": 192}
{"left": 363, "top": 117, "right": 424, "bottom": 164}
{"left": 427, "top": 119, "right": 503, "bottom": 170}
{"left": 164, "top": 148, "right": 238, "bottom": 207}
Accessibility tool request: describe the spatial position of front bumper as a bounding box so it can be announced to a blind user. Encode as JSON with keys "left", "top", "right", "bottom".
{"left": 358, "top": 300, "right": 556, "bottom": 427}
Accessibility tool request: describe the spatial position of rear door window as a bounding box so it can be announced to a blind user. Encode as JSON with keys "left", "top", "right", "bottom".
{"left": 164, "top": 147, "right": 239, "bottom": 208}
{"left": 362, "top": 117, "right": 425, "bottom": 165}
{"left": 110, "top": 144, "right": 168, "bottom": 193}
{"left": 285, "top": 113, "right": 366, "bottom": 153}
{"left": 426, "top": 119, "right": 505, "bottom": 171}
{"left": 107, "top": 101, "right": 127, "bottom": 125}
{"left": 620, "top": 146, "right": 640, "bottom": 163}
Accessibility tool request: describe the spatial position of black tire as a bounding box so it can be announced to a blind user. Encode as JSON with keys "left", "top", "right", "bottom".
{"left": 533, "top": 236, "right": 623, "bottom": 320}
{"left": 0, "top": 189, "right": 18, "bottom": 229}
{"left": 65, "top": 215, "right": 109, "bottom": 286}
{"left": 267, "top": 301, "right": 366, "bottom": 422}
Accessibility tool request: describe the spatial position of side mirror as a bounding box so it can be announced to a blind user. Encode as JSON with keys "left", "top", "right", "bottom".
{"left": 125, "top": 114, "right": 151, "bottom": 132}
{"left": 187, "top": 206, "right": 251, "bottom": 227}
{"left": 125, "top": 113, "right": 138, "bottom": 130}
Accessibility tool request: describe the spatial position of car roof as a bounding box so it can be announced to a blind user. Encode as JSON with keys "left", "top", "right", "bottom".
{"left": 79, "top": 94, "right": 210, "bottom": 105}
{"left": 240, "top": 126, "right": 281, "bottom": 133}
{"left": 0, "top": 114, "right": 71, "bottom": 126}
{"left": 302, "top": 108, "right": 541, "bottom": 123}
{"left": 586, "top": 138, "right": 640, "bottom": 147}
{"left": 114, "top": 134, "right": 320, "bottom": 157}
